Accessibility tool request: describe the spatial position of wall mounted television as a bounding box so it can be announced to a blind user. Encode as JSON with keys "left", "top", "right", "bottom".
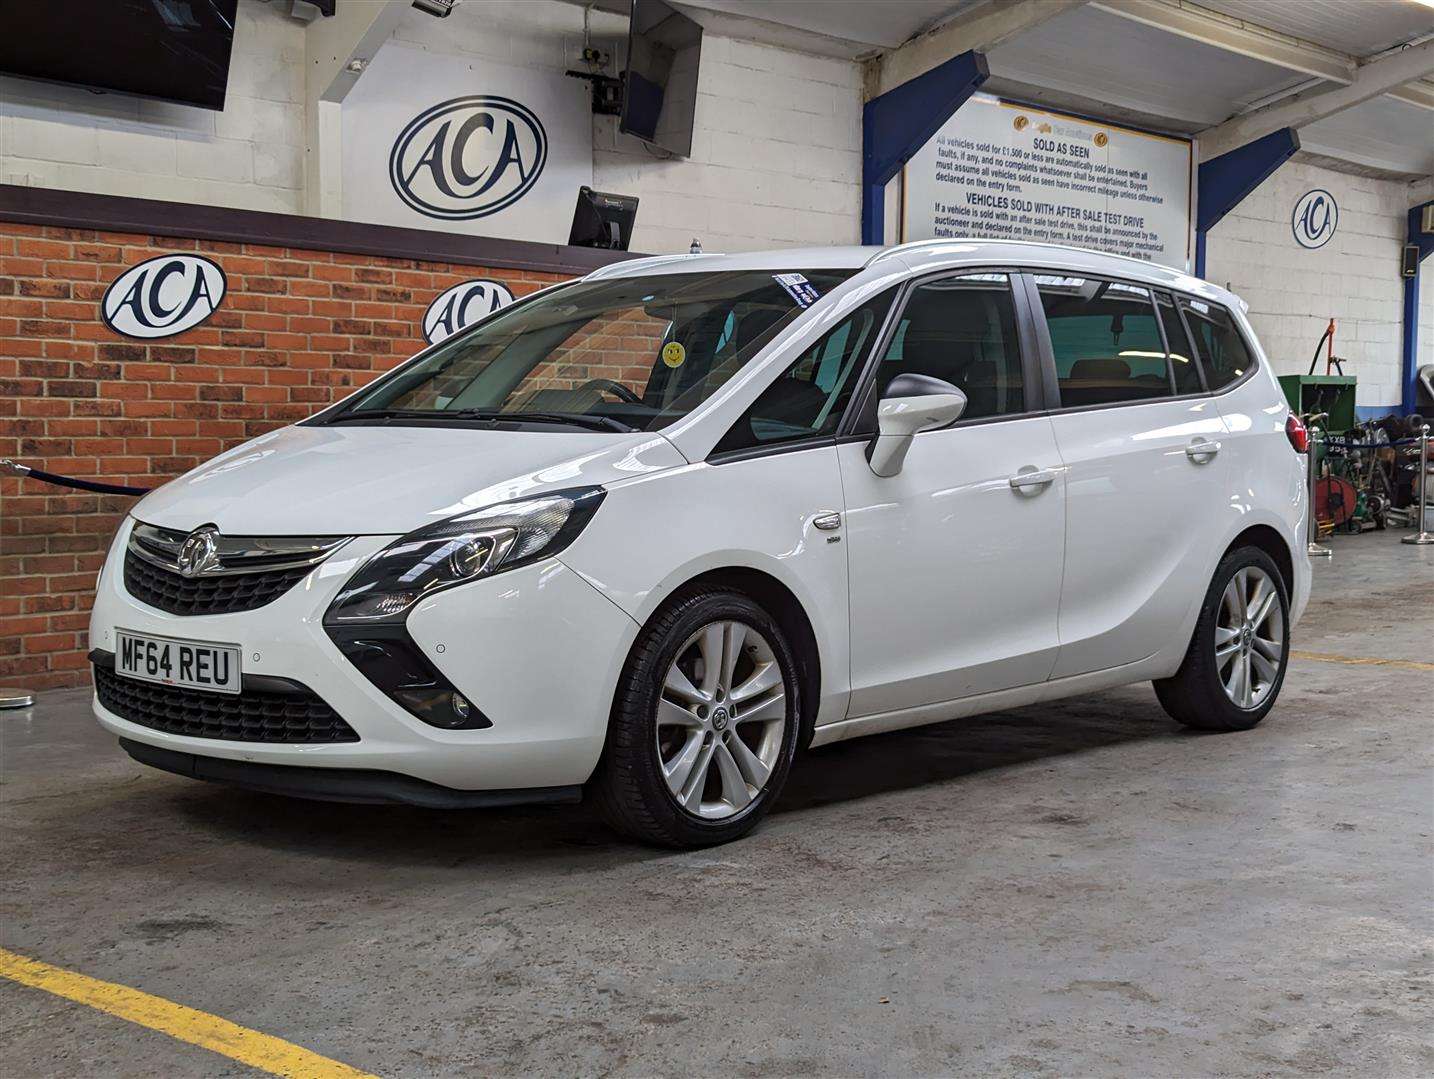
{"left": 0, "top": 0, "right": 239, "bottom": 112}
{"left": 620, "top": 0, "right": 702, "bottom": 158}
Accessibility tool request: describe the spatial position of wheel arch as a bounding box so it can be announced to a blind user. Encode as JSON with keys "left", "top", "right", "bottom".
{"left": 637, "top": 565, "right": 822, "bottom": 751}
{"left": 1224, "top": 523, "right": 1295, "bottom": 603}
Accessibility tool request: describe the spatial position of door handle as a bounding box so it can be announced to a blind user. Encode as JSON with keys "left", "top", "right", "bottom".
{"left": 1185, "top": 438, "right": 1222, "bottom": 462}
{"left": 1008, "top": 466, "right": 1064, "bottom": 491}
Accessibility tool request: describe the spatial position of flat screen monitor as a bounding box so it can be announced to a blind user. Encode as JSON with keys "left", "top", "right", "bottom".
{"left": 569, "top": 187, "right": 638, "bottom": 251}
{"left": 619, "top": 0, "right": 701, "bottom": 158}
{"left": 0, "top": 0, "right": 239, "bottom": 112}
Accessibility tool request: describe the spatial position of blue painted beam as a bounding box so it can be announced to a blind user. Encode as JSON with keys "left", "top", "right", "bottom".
{"left": 861, "top": 50, "right": 990, "bottom": 246}
{"left": 1401, "top": 200, "right": 1434, "bottom": 414}
{"left": 1194, "top": 127, "right": 1300, "bottom": 277}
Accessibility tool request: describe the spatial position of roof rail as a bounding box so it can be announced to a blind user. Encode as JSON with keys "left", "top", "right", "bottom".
{"left": 864, "top": 236, "right": 1172, "bottom": 272}
{"left": 583, "top": 253, "right": 717, "bottom": 280}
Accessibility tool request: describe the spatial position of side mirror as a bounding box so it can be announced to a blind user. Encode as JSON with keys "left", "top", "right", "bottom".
{"left": 867, "top": 373, "right": 967, "bottom": 477}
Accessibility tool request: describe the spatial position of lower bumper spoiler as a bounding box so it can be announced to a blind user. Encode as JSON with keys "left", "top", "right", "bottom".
{"left": 118, "top": 737, "right": 583, "bottom": 810}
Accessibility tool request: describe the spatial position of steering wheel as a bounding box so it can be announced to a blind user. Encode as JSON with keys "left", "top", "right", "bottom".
{"left": 579, "top": 378, "right": 642, "bottom": 406}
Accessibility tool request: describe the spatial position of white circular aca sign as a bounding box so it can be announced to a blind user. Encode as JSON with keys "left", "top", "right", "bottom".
{"left": 422, "top": 279, "right": 515, "bottom": 344}
{"left": 101, "top": 254, "right": 226, "bottom": 339}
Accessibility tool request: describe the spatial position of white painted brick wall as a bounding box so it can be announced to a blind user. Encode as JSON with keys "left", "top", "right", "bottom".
{"left": 1205, "top": 162, "right": 1429, "bottom": 410}
{"left": 0, "top": 0, "right": 859, "bottom": 253}
{"left": 0, "top": 0, "right": 304, "bottom": 213}
{"left": 390, "top": 2, "right": 862, "bottom": 253}
{"left": 593, "top": 35, "right": 862, "bottom": 254}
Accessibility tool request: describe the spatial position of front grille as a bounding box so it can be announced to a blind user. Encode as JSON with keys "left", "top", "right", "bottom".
{"left": 94, "top": 665, "right": 360, "bottom": 744}
{"left": 121, "top": 522, "right": 348, "bottom": 617}
{"left": 124, "top": 551, "right": 313, "bottom": 616}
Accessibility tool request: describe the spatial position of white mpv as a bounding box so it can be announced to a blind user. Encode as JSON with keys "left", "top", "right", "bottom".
{"left": 91, "top": 240, "right": 1312, "bottom": 847}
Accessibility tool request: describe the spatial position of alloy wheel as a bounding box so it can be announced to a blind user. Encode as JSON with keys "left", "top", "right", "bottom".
{"left": 1214, "top": 566, "right": 1284, "bottom": 710}
{"left": 656, "top": 620, "right": 787, "bottom": 820}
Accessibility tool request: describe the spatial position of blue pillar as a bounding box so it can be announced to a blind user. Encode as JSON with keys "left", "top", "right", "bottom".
{"left": 1194, "top": 127, "right": 1300, "bottom": 278}
{"left": 1402, "top": 201, "right": 1434, "bottom": 414}
{"left": 861, "top": 50, "right": 989, "bottom": 246}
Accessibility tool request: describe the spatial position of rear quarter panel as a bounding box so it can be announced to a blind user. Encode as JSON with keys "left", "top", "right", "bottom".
{"left": 1210, "top": 321, "right": 1312, "bottom": 627}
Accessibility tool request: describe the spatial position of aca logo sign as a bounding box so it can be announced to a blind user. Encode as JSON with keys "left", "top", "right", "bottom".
{"left": 389, "top": 96, "right": 548, "bottom": 220}
{"left": 422, "top": 280, "right": 515, "bottom": 344}
{"left": 100, "top": 254, "right": 226, "bottom": 339}
{"left": 1292, "top": 189, "right": 1337, "bottom": 250}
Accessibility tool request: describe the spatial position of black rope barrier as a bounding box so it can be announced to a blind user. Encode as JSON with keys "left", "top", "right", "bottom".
{"left": 2, "top": 460, "right": 150, "bottom": 497}
{"left": 0, "top": 433, "right": 1423, "bottom": 500}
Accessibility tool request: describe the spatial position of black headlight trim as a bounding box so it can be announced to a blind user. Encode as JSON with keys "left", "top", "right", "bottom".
{"left": 323, "top": 485, "right": 607, "bottom": 627}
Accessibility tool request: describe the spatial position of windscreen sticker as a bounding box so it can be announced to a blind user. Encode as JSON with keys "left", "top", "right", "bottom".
{"left": 661, "top": 341, "right": 686, "bottom": 368}
{"left": 773, "top": 273, "right": 820, "bottom": 308}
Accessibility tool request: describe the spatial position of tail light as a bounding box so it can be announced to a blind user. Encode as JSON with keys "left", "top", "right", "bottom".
{"left": 1286, "top": 413, "right": 1309, "bottom": 453}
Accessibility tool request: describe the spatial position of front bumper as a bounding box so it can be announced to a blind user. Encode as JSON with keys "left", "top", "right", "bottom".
{"left": 90, "top": 518, "right": 639, "bottom": 794}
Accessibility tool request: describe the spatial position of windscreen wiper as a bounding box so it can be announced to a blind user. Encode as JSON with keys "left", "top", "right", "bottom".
{"left": 321, "top": 407, "right": 636, "bottom": 433}
{"left": 321, "top": 408, "right": 454, "bottom": 423}
{"left": 448, "top": 409, "right": 637, "bottom": 433}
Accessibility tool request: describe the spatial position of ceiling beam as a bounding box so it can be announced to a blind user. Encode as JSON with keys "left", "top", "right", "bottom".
{"left": 1387, "top": 79, "right": 1434, "bottom": 112}
{"left": 666, "top": 1, "right": 880, "bottom": 60}
{"left": 872, "top": 0, "right": 1089, "bottom": 99}
{"left": 1200, "top": 38, "right": 1434, "bottom": 159}
{"left": 1091, "top": 0, "right": 1354, "bottom": 84}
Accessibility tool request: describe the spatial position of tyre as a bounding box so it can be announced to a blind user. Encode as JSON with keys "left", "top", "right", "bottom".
{"left": 1155, "top": 546, "right": 1291, "bottom": 732}
{"left": 592, "top": 587, "right": 801, "bottom": 847}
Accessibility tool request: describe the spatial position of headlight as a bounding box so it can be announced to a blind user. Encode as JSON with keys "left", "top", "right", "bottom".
{"left": 325, "top": 486, "right": 605, "bottom": 625}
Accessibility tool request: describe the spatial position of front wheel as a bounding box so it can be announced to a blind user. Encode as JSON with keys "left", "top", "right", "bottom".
{"left": 1155, "top": 547, "right": 1290, "bottom": 732}
{"left": 592, "top": 588, "right": 801, "bottom": 847}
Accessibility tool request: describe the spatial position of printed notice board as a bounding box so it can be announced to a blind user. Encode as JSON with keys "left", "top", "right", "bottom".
{"left": 901, "top": 97, "right": 1194, "bottom": 271}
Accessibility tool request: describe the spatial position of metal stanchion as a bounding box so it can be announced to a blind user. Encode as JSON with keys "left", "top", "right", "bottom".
{"left": 1307, "top": 424, "right": 1333, "bottom": 558}
{"left": 1, "top": 459, "right": 37, "bottom": 708}
{"left": 1403, "top": 424, "right": 1434, "bottom": 546}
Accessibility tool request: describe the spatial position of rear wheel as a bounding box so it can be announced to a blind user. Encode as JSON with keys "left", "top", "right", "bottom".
{"left": 1155, "top": 547, "right": 1290, "bottom": 732}
{"left": 592, "top": 588, "right": 801, "bottom": 847}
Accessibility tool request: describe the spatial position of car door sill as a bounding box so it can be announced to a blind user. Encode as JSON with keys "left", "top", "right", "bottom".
{"left": 810, "top": 654, "right": 1171, "bottom": 748}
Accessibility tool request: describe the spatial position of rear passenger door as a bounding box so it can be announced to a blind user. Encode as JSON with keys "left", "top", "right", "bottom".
{"left": 1028, "top": 273, "right": 1230, "bottom": 680}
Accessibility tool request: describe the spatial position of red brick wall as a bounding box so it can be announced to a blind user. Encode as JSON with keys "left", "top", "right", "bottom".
{"left": 0, "top": 222, "right": 568, "bottom": 689}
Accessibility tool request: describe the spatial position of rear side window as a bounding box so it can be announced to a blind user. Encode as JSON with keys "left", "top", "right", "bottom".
{"left": 1035, "top": 275, "right": 1173, "bottom": 407}
{"left": 1179, "top": 297, "right": 1254, "bottom": 392}
{"left": 713, "top": 292, "right": 893, "bottom": 454}
{"left": 1155, "top": 292, "right": 1203, "bottom": 395}
{"left": 872, "top": 272, "right": 1026, "bottom": 421}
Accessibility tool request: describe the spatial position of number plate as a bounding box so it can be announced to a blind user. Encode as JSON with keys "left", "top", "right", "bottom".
{"left": 115, "top": 630, "right": 241, "bottom": 695}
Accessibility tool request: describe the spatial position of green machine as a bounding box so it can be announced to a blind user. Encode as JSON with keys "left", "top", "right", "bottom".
{"left": 1281, "top": 320, "right": 1357, "bottom": 432}
{"left": 1278, "top": 374, "right": 1357, "bottom": 432}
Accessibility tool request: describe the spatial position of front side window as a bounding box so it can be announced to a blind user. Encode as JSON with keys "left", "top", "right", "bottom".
{"left": 324, "top": 269, "right": 854, "bottom": 432}
{"left": 870, "top": 272, "right": 1026, "bottom": 422}
{"left": 1035, "top": 275, "right": 1173, "bottom": 407}
{"left": 715, "top": 292, "right": 894, "bottom": 454}
{"left": 1179, "top": 297, "right": 1254, "bottom": 392}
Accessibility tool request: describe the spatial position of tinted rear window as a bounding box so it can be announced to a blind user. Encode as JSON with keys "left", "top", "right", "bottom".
{"left": 1179, "top": 297, "right": 1254, "bottom": 392}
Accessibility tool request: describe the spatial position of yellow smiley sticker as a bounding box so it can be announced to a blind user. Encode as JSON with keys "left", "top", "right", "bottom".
{"left": 662, "top": 341, "right": 686, "bottom": 368}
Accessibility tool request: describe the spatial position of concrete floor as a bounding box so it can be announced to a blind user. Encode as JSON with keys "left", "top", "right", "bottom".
{"left": 2, "top": 529, "right": 1431, "bottom": 1077}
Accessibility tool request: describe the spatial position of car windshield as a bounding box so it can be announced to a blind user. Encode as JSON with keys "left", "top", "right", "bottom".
{"left": 323, "top": 269, "right": 856, "bottom": 432}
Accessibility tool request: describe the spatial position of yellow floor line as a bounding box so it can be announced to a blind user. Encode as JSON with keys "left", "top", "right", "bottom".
{"left": 0, "top": 948, "right": 378, "bottom": 1079}
{"left": 1289, "top": 649, "right": 1434, "bottom": 673}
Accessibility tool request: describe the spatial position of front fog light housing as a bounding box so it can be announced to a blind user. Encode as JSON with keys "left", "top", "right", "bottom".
{"left": 328, "top": 627, "right": 490, "bottom": 730}
{"left": 324, "top": 487, "right": 605, "bottom": 626}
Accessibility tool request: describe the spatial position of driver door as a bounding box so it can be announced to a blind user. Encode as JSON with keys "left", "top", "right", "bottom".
{"left": 837, "top": 271, "right": 1066, "bottom": 718}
